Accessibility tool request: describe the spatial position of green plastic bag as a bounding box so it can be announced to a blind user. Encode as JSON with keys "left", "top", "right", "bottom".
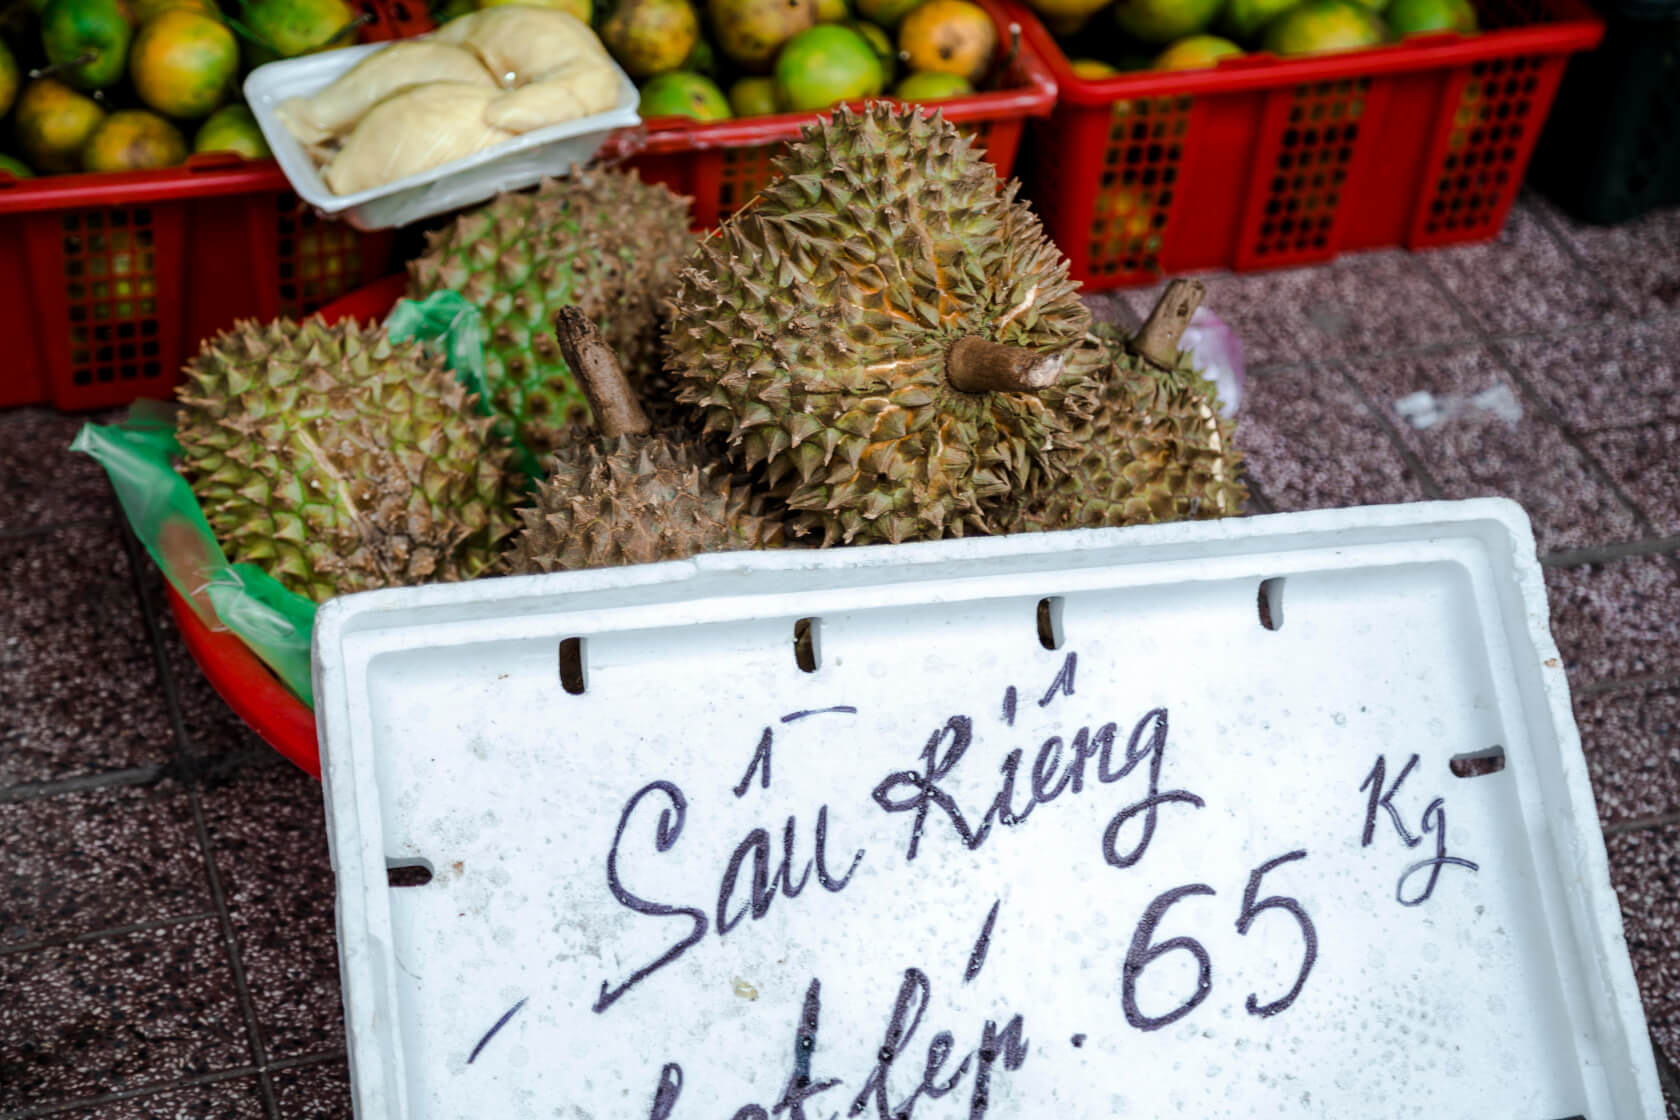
{"left": 70, "top": 292, "right": 530, "bottom": 712}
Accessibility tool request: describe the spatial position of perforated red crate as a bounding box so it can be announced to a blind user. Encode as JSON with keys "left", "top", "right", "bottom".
{"left": 1008, "top": 0, "right": 1602, "bottom": 290}
{"left": 0, "top": 0, "right": 406, "bottom": 412}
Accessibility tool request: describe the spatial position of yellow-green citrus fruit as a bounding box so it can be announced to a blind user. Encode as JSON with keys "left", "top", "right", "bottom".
{"left": 1153, "top": 32, "right": 1243, "bottom": 67}
{"left": 710, "top": 0, "right": 817, "bottom": 71}
{"left": 1261, "top": 0, "right": 1385, "bottom": 54}
{"left": 775, "top": 22, "right": 884, "bottom": 110}
{"left": 893, "top": 68, "right": 971, "bottom": 98}
{"left": 131, "top": 8, "right": 238, "bottom": 118}
{"left": 1385, "top": 0, "right": 1476, "bottom": 35}
{"left": 194, "top": 103, "right": 271, "bottom": 158}
{"left": 0, "top": 154, "right": 34, "bottom": 178}
{"left": 40, "top": 0, "right": 133, "bottom": 89}
{"left": 602, "top": 0, "right": 700, "bottom": 78}
{"left": 1110, "top": 0, "right": 1222, "bottom": 43}
{"left": 1069, "top": 56, "right": 1120, "bottom": 77}
{"left": 896, "top": 0, "right": 995, "bottom": 83}
{"left": 132, "top": 0, "right": 217, "bottom": 20}
{"left": 81, "top": 108, "right": 188, "bottom": 171}
{"left": 0, "top": 41, "right": 17, "bottom": 116}
{"left": 240, "top": 0, "right": 357, "bottom": 57}
{"left": 639, "top": 69, "right": 732, "bottom": 119}
{"left": 1220, "top": 0, "right": 1293, "bottom": 39}
{"left": 814, "top": 0, "right": 848, "bottom": 19}
{"left": 846, "top": 18, "right": 894, "bottom": 79}
{"left": 14, "top": 78, "right": 105, "bottom": 172}
{"left": 853, "top": 0, "right": 918, "bottom": 27}
{"left": 728, "top": 74, "right": 782, "bottom": 115}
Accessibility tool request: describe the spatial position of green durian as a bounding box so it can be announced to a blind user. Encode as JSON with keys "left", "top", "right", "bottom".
{"left": 666, "top": 103, "right": 1102, "bottom": 547}
{"left": 175, "top": 317, "right": 519, "bottom": 603}
{"left": 408, "top": 169, "right": 695, "bottom": 452}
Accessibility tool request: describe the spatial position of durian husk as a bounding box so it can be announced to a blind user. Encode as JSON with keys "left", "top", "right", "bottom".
{"left": 408, "top": 169, "right": 695, "bottom": 452}
{"left": 667, "top": 103, "right": 1102, "bottom": 547}
{"left": 175, "top": 317, "right": 519, "bottom": 603}
{"left": 1005, "top": 331, "right": 1247, "bottom": 533}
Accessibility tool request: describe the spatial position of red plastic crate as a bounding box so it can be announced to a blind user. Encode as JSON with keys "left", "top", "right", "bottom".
{"left": 1008, "top": 0, "right": 1602, "bottom": 290}
{"left": 0, "top": 0, "right": 410, "bottom": 412}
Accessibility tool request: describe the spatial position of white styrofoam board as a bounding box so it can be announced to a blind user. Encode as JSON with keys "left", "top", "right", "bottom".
{"left": 244, "top": 40, "right": 640, "bottom": 231}
{"left": 312, "top": 498, "right": 1665, "bottom": 1118}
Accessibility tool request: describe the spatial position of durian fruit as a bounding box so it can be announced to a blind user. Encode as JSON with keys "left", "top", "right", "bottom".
{"left": 666, "top": 103, "right": 1102, "bottom": 547}
{"left": 408, "top": 169, "right": 695, "bottom": 452}
{"left": 176, "top": 317, "right": 519, "bottom": 603}
{"left": 1008, "top": 280, "right": 1247, "bottom": 533}
{"left": 503, "top": 308, "right": 785, "bottom": 574}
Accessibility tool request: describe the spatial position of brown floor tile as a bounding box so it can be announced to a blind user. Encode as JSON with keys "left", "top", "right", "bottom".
{"left": 1545, "top": 556, "right": 1680, "bottom": 685}
{"left": 1572, "top": 686, "right": 1680, "bottom": 828}
{"left": 1338, "top": 346, "right": 1640, "bottom": 552}
{"left": 1122, "top": 249, "right": 1471, "bottom": 367}
{"left": 0, "top": 918, "right": 250, "bottom": 1112}
{"left": 1605, "top": 825, "right": 1680, "bottom": 1077}
{"left": 1542, "top": 200, "right": 1680, "bottom": 318}
{"left": 1585, "top": 422, "right": 1680, "bottom": 536}
{"left": 1501, "top": 315, "right": 1680, "bottom": 434}
{"left": 0, "top": 407, "right": 124, "bottom": 534}
{"left": 201, "top": 765, "right": 342, "bottom": 1060}
{"left": 48, "top": 1077, "right": 267, "bottom": 1118}
{"left": 271, "top": 1057, "right": 352, "bottom": 1118}
{"left": 1424, "top": 199, "right": 1622, "bottom": 337}
{"left": 0, "top": 782, "right": 210, "bottom": 948}
{"left": 1233, "top": 364, "right": 1431, "bottom": 512}
{"left": 0, "top": 523, "right": 177, "bottom": 788}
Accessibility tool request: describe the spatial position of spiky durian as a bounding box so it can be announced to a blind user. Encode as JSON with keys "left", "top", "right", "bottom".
{"left": 408, "top": 169, "right": 695, "bottom": 450}
{"left": 503, "top": 309, "right": 786, "bottom": 575}
{"left": 667, "top": 103, "right": 1102, "bottom": 546}
{"left": 175, "top": 316, "right": 518, "bottom": 603}
{"left": 1008, "top": 281, "right": 1247, "bottom": 532}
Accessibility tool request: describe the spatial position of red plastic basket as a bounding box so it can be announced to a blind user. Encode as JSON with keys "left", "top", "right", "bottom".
{"left": 1007, "top": 0, "right": 1602, "bottom": 290}
{"left": 0, "top": 0, "right": 410, "bottom": 412}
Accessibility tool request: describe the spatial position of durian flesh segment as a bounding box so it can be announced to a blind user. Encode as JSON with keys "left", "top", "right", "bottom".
{"left": 274, "top": 41, "right": 495, "bottom": 146}
{"left": 321, "top": 83, "right": 514, "bottom": 196}
{"left": 484, "top": 56, "right": 620, "bottom": 133}
{"left": 431, "top": 7, "right": 612, "bottom": 88}
{"left": 670, "top": 103, "right": 1096, "bottom": 545}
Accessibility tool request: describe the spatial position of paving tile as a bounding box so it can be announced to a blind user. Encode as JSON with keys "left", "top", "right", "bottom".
{"left": 48, "top": 1077, "right": 267, "bottom": 1118}
{"left": 1423, "top": 198, "right": 1622, "bottom": 337}
{"left": 0, "top": 522, "right": 177, "bottom": 788}
{"left": 1605, "top": 825, "right": 1680, "bottom": 1082}
{"left": 0, "top": 781, "right": 209, "bottom": 948}
{"left": 1572, "top": 686, "right": 1680, "bottom": 827}
{"left": 1585, "top": 421, "right": 1680, "bottom": 536}
{"left": 1542, "top": 198, "right": 1680, "bottom": 317}
{"left": 1544, "top": 556, "right": 1680, "bottom": 685}
{"left": 0, "top": 918, "right": 250, "bottom": 1111}
{"left": 1232, "top": 364, "right": 1431, "bottom": 512}
{"left": 1339, "top": 345, "right": 1640, "bottom": 552}
{"left": 0, "top": 407, "right": 124, "bottom": 534}
{"left": 271, "top": 1057, "right": 352, "bottom": 1118}
{"left": 1500, "top": 315, "right": 1680, "bottom": 433}
{"left": 1122, "top": 249, "right": 1470, "bottom": 368}
{"left": 200, "top": 765, "right": 342, "bottom": 1060}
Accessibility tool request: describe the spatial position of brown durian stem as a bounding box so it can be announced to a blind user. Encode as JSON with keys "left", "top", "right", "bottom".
{"left": 553, "top": 307, "right": 650, "bottom": 438}
{"left": 1130, "top": 279, "right": 1206, "bottom": 369}
{"left": 946, "top": 336, "right": 1065, "bottom": 393}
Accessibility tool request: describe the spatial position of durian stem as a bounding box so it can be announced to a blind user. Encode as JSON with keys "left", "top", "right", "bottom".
{"left": 553, "top": 307, "right": 651, "bottom": 438}
{"left": 946, "top": 336, "right": 1065, "bottom": 394}
{"left": 1131, "top": 279, "right": 1206, "bottom": 370}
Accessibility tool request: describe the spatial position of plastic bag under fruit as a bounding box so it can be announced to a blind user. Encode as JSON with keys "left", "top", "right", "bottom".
{"left": 70, "top": 291, "right": 522, "bottom": 712}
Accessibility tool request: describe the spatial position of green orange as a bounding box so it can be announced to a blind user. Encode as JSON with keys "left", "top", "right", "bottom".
{"left": 40, "top": 0, "right": 133, "bottom": 89}
{"left": 846, "top": 18, "right": 894, "bottom": 80}
{"left": 853, "top": 0, "right": 917, "bottom": 28}
{"left": 776, "top": 22, "right": 883, "bottom": 110}
{"left": 131, "top": 0, "right": 218, "bottom": 19}
{"left": 1110, "top": 0, "right": 1221, "bottom": 43}
{"left": 81, "top": 108, "right": 187, "bottom": 171}
{"left": 897, "top": 0, "right": 994, "bottom": 83}
{"left": 1260, "top": 0, "right": 1385, "bottom": 54}
{"left": 728, "top": 74, "right": 781, "bottom": 115}
{"left": 893, "top": 69, "right": 971, "bottom": 98}
{"left": 1385, "top": 0, "right": 1476, "bottom": 35}
{"left": 638, "top": 69, "right": 732, "bottom": 119}
{"left": 240, "top": 0, "right": 357, "bottom": 58}
{"left": 0, "top": 154, "right": 34, "bottom": 178}
{"left": 0, "top": 40, "right": 17, "bottom": 117}
{"left": 194, "top": 103, "right": 270, "bottom": 157}
{"left": 602, "top": 0, "right": 699, "bottom": 78}
{"left": 1153, "top": 32, "right": 1242, "bottom": 67}
{"left": 14, "top": 78, "right": 105, "bottom": 172}
{"left": 131, "top": 8, "right": 238, "bottom": 118}
{"left": 1069, "top": 56, "right": 1120, "bottom": 77}
{"left": 1220, "top": 0, "right": 1295, "bottom": 39}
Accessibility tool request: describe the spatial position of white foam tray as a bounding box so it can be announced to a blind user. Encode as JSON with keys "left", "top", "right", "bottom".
{"left": 244, "top": 39, "right": 640, "bottom": 231}
{"left": 312, "top": 498, "right": 1666, "bottom": 1119}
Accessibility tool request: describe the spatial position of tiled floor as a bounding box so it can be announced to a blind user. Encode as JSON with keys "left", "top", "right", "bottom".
{"left": 3, "top": 193, "right": 1679, "bottom": 1118}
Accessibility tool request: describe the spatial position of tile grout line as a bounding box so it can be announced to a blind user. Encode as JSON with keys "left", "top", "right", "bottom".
{"left": 1574, "top": 672, "right": 1680, "bottom": 697}
{"left": 1414, "top": 267, "right": 1666, "bottom": 545}
{"left": 1604, "top": 809, "right": 1680, "bottom": 836}
{"left": 1521, "top": 196, "right": 1647, "bottom": 320}
{"left": 0, "top": 517, "right": 112, "bottom": 542}
{"left": 1321, "top": 358, "right": 1448, "bottom": 502}
{"left": 0, "top": 911, "right": 218, "bottom": 958}
{"left": 115, "top": 505, "right": 283, "bottom": 1120}
{"left": 0, "top": 764, "right": 175, "bottom": 805}
{"left": 1542, "top": 535, "right": 1680, "bottom": 568}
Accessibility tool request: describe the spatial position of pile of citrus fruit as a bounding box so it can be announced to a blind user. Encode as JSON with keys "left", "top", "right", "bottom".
{"left": 0, "top": 0, "right": 364, "bottom": 178}
{"left": 1029, "top": 0, "right": 1476, "bottom": 72}
{"left": 441, "top": 0, "right": 1006, "bottom": 121}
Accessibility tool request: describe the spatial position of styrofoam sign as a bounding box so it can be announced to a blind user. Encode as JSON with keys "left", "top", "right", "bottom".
{"left": 312, "top": 499, "right": 1665, "bottom": 1119}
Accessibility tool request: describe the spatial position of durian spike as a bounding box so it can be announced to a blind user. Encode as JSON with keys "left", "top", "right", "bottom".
{"left": 1130, "top": 279, "right": 1206, "bottom": 370}
{"left": 553, "top": 307, "right": 651, "bottom": 438}
{"left": 946, "top": 336, "right": 1067, "bottom": 394}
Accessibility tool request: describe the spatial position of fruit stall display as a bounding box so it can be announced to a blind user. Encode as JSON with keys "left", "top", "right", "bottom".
{"left": 1003, "top": 0, "right": 1603, "bottom": 288}
{"left": 77, "top": 107, "right": 1247, "bottom": 772}
{"left": 0, "top": 0, "right": 407, "bottom": 410}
